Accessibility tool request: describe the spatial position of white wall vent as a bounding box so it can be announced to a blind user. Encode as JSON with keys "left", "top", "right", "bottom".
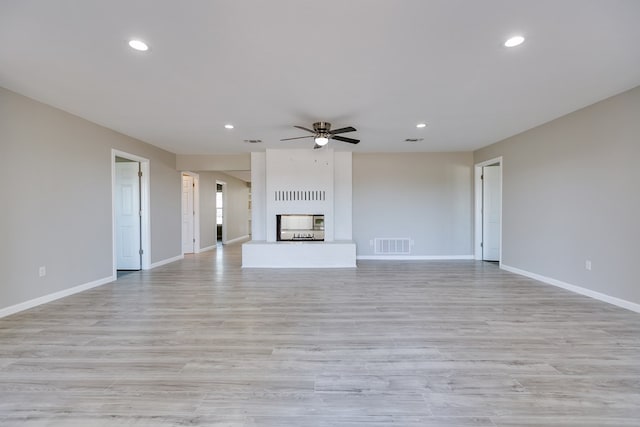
{"left": 274, "top": 190, "right": 325, "bottom": 202}
{"left": 374, "top": 238, "right": 411, "bottom": 255}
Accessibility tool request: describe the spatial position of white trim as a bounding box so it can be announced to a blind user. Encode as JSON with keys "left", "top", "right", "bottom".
{"left": 224, "top": 235, "right": 251, "bottom": 245}
{"left": 193, "top": 175, "right": 200, "bottom": 253}
{"left": 0, "top": 276, "right": 115, "bottom": 319}
{"left": 197, "top": 244, "right": 218, "bottom": 253}
{"left": 501, "top": 264, "right": 640, "bottom": 314}
{"left": 149, "top": 254, "right": 184, "bottom": 269}
{"left": 112, "top": 149, "right": 151, "bottom": 274}
{"left": 357, "top": 255, "right": 474, "bottom": 261}
{"left": 474, "top": 156, "right": 503, "bottom": 262}
{"left": 140, "top": 161, "right": 150, "bottom": 269}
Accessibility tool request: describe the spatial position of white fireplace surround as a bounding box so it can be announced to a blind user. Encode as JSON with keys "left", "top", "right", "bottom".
{"left": 242, "top": 149, "right": 356, "bottom": 268}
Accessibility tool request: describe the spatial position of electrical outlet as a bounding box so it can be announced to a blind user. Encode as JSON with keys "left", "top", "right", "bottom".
{"left": 585, "top": 260, "right": 592, "bottom": 271}
{"left": 39, "top": 266, "right": 46, "bottom": 277}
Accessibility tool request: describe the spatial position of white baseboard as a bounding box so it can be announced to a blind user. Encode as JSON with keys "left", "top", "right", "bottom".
{"left": 501, "top": 264, "right": 640, "bottom": 314}
{"left": 0, "top": 275, "right": 115, "bottom": 319}
{"left": 357, "top": 255, "right": 474, "bottom": 261}
{"left": 197, "top": 244, "right": 217, "bottom": 253}
{"left": 2, "top": 252, "right": 186, "bottom": 318}
{"left": 224, "top": 235, "right": 250, "bottom": 245}
{"left": 149, "top": 254, "right": 184, "bottom": 269}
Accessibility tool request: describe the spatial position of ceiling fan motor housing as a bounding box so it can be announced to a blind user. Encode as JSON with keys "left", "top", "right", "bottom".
{"left": 313, "top": 122, "right": 331, "bottom": 133}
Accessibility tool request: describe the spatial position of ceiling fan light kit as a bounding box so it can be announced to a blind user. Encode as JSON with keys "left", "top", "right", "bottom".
{"left": 314, "top": 136, "right": 329, "bottom": 146}
{"left": 280, "top": 121, "right": 359, "bottom": 148}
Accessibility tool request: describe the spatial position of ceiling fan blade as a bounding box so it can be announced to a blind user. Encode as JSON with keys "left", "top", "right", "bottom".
{"left": 331, "top": 135, "right": 360, "bottom": 144}
{"left": 329, "top": 126, "right": 356, "bottom": 135}
{"left": 294, "top": 125, "right": 316, "bottom": 133}
{"left": 280, "top": 135, "right": 314, "bottom": 141}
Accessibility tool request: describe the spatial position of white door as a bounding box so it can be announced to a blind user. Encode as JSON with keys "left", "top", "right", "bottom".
{"left": 482, "top": 165, "right": 501, "bottom": 261}
{"left": 182, "top": 175, "right": 195, "bottom": 253}
{"left": 115, "top": 162, "right": 141, "bottom": 270}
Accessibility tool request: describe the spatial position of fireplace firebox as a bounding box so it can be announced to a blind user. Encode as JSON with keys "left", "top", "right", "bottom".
{"left": 277, "top": 214, "right": 324, "bottom": 241}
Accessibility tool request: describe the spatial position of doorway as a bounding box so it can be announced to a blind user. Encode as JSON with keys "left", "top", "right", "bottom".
{"left": 474, "top": 157, "right": 502, "bottom": 263}
{"left": 181, "top": 172, "right": 199, "bottom": 254}
{"left": 112, "top": 150, "right": 150, "bottom": 276}
{"left": 216, "top": 181, "right": 226, "bottom": 243}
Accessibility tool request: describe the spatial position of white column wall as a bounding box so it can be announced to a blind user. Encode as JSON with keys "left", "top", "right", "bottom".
{"left": 250, "top": 152, "right": 266, "bottom": 241}
{"left": 265, "top": 149, "right": 335, "bottom": 242}
{"left": 334, "top": 151, "right": 353, "bottom": 240}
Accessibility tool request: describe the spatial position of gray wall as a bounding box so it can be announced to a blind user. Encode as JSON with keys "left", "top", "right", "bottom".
{"left": 475, "top": 85, "right": 640, "bottom": 305}
{"left": 197, "top": 171, "right": 250, "bottom": 249}
{"left": 353, "top": 152, "right": 474, "bottom": 257}
{"left": 0, "top": 87, "right": 181, "bottom": 311}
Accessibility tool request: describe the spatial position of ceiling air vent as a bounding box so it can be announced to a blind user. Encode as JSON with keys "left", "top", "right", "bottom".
{"left": 404, "top": 138, "right": 424, "bottom": 142}
{"left": 243, "top": 139, "right": 263, "bottom": 144}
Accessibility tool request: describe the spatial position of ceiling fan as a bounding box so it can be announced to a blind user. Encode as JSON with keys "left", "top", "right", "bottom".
{"left": 280, "top": 122, "right": 359, "bottom": 149}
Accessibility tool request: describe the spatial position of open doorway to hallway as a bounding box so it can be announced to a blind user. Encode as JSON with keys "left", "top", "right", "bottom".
{"left": 216, "top": 181, "right": 226, "bottom": 243}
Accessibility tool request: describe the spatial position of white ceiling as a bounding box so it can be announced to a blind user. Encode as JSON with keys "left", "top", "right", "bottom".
{"left": 1, "top": 0, "right": 639, "bottom": 155}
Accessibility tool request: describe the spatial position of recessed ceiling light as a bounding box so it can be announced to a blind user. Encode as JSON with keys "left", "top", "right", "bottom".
{"left": 128, "top": 39, "right": 149, "bottom": 52}
{"left": 504, "top": 36, "right": 525, "bottom": 48}
{"left": 224, "top": 124, "right": 234, "bottom": 129}
{"left": 416, "top": 123, "right": 427, "bottom": 128}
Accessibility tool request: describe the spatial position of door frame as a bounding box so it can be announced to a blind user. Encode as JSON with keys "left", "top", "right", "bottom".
{"left": 181, "top": 171, "right": 200, "bottom": 253}
{"left": 216, "top": 180, "right": 227, "bottom": 244}
{"left": 111, "top": 149, "right": 150, "bottom": 275}
{"left": 474, "top": 156, "right": 503, "bottom": 262}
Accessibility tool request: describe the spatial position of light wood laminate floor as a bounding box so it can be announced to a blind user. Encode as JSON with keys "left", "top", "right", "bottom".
{"left": 1, "top": 243, "right": 639, "bottom": 426}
